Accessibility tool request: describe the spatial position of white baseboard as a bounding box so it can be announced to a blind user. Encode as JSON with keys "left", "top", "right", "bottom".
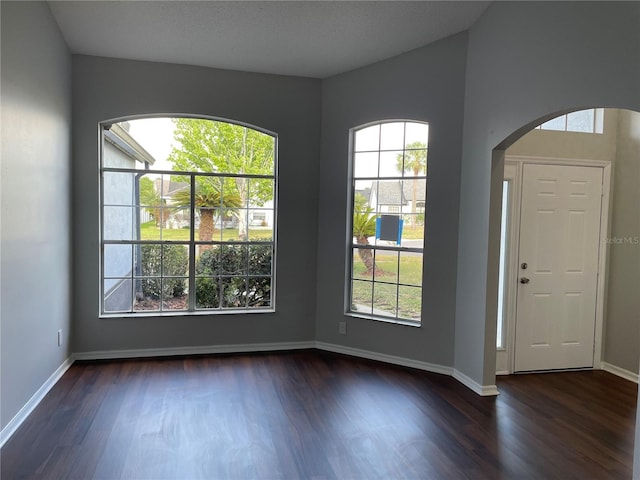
{"left": 316, "top": 342, "right": 499, "bottom": 395}
{"left": 0, "top": 355, "right": 75, "bottom": 448}
{"left": 601, "top": 362, "right": 639, "bottom": 384}
{"left": 73, "top": 341, "right": 316, "bottom": 361}
{"left": 453, "top": 369, "right": 500, "bottom": 396}
{"left": 315, "top": 341, "right": 453, "bottom": 376}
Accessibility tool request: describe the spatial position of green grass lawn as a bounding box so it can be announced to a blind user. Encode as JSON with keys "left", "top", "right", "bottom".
{"left": 140, "top": 221, "right": 273, "bottom": 242}
{"left": 401, "top": 225, "right": 425, "bottom": 240}
{"left": 351, "top": 251, "right": 423, "bottom": 320}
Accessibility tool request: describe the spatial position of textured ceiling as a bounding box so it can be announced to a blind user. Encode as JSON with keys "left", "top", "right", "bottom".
{"left": 49, "top": 1, "right": 490, "bottom": 79}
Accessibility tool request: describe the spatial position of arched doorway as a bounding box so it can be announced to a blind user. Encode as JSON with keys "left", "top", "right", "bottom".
{"left": 491, "top": 108, "right": 639, "bottom": 378}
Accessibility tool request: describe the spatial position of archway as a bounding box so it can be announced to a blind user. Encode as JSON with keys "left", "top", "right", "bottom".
{"left": 486, "top": 106, "right": 640, "bottom": 472}
{"left": 493, "top": 108, "right": 639, "bottom": 377}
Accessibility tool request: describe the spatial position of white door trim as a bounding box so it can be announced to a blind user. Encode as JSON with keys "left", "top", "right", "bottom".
{"left": 499, "top": 155, "right": 612, "bottom": 374}
{"left": 496, "top": 163, "right": 520, "bottom": 375}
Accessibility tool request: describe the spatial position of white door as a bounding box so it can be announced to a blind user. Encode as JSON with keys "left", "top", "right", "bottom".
{"left": 514, "top": 164, "right": 603, "bottom": 372}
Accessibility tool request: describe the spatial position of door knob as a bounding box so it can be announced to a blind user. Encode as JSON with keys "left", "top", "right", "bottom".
{"left": 521, "top": 262, "right": 528, "bottom": 270}
{"left": 520, "top": 277, "right": 530, "bottom": 284}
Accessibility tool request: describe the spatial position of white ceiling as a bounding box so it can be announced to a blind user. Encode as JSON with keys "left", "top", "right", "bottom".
{"left": 49, "top": 1, "right": 490, "bottom": 79}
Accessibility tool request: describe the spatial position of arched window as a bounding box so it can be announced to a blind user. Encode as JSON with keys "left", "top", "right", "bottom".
{"left": 347, "top": 121, "right": 428, "bottom": 324}
{"left": 100, "top": 117, "right": 277, "bottom": 315}
{"left": 535, "top": 108, "right": 604, "bottom": 133}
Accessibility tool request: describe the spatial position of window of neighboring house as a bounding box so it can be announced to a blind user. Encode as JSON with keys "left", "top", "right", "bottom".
{"left": 536, "top": 108, "right": 604, "bottom": 133}
{"left": 100, "top": 117, "right": 277, "bottom": 315}
{"left": 348, "top": 120, "right": 428, "bottom": 325}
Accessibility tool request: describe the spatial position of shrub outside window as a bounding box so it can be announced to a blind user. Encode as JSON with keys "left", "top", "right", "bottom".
{"left": 348, "top": 121, "right": 428, "bottom": 324}
{"left": 100, "top": 117, "right": 276, "bottom": 315}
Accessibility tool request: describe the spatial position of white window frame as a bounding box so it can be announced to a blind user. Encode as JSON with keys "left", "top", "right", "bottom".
{"left": 346, "top": 120, "right": 428, "bottom": 326}
{"left": 99, "top": 116, "right": 278, "bottom": 317}
{"left": 496, "top": 179, "right": 511, "bottom": 350}
{"left": 535, "top": 108, "right": 604, "bottom": 134}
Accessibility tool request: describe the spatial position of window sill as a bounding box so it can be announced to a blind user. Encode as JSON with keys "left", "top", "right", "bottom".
{"left": 346, "top": 311, "right": 421, "bottom": 328}
{"left": 100, "top": 308, "right": 275, "bottom": 319}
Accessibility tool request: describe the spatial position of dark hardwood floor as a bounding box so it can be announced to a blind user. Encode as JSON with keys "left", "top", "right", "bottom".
{"left": 1, "top": 350, "right": 636, "bottom": 479}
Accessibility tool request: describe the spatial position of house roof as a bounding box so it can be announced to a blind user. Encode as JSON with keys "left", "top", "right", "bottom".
{"left": 376, "top": 181, "right": 406, "bottom": 205}
{"left": 402, "top": 180, "right": 427, "bottom": 204}
{"left": 155, "top": 178, "right": 188, "bottom": 198}
{"left": 370, "top": 180, "right": 426, "bottom": 206}
{"left": 104, "top": 123, "right": 156, "bottom": 166}
{"left": 355, "top": 187, "right": 372, "bottom": 205}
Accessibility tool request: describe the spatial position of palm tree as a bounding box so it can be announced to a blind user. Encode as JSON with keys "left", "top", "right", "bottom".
{"left": 172, "top": 180, "right": 242, "bottom": 242}
{"left": 352, "top": 193, "right": 379, "bottom": 274}
{"left": 396, "top": 141, "right": 427, "bottom": 226}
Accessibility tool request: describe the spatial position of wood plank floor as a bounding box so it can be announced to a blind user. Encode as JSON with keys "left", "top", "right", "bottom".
{"left": 1, "top": 350, "right": 636, "bottom": 479}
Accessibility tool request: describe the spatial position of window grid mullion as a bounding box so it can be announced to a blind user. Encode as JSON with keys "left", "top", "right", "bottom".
{"left": 100, "top": 166, "right": 106, "bottom": 313}
{"left": 188, "top": 174, "right": 196, "bottom": 311}
{"left": 372, "top": 249, "right": 378, "bottom": 316}
{"left": 217, "top": 272, "right": 223, "bottom": 310}
{"left": 130, "top": 273, "right": 136, "bottom": 313}
{"left": 353, "top": 278, "right": 419, "bottom": 289}
{"left": 103, "top": 167, "right": 274, "bottom": 180}
{"left": 396, "top": 251, "right": 401, "bottom": 318}
{"left": 352, "top": 175, "right": 427, "bottom": 182}
{"left": 160, "top": 244, "right": 165, "bottom": 313}
{"left": 402, "top": 122, "right": 407, "bottom": 178}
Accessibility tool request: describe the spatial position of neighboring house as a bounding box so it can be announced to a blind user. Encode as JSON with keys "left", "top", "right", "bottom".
{"left": 365, "top": 180, "right": 426, "bottom": 216}
{"left": 102, "top": 122, "right": 156, "bottom": 312}
{"left": 103, "top": 122, "right": 156, "bottom": 169}
{"left": 155, "top": 177, "right": 188, "bottom": 203}
{"left": 153, "top": 177, "right": 189, "bottom": 228}
{"left": 248, "top": 205, "right": 273, "bottom": 228}
{"left": 218, "top": 200, "right": 275, "bottom": 230}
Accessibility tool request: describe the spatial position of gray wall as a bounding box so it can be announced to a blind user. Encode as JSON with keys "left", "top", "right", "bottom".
{"left": 316, "top": 33, "right": 467, "bottom": 367}
{"left": 72, "top": 56, "right": 321, "bottom": 353}
{"left": 1, "top": 2, "right": 72, "bottom": 429}
{"left": 605, "top": 109, "right": 640, "bottom": 373}
{"left": 456, "top": 1, "right": 640, "bottom": 386}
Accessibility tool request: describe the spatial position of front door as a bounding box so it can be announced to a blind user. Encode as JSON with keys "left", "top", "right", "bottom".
{"left": 514, "top": 164, "right": 603, "bottom": 372}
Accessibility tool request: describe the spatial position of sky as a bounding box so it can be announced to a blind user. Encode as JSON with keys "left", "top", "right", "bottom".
{"left": 354, "top": 122, "right": 429, "bottom": 178}
{"left": 124, "top": 117, "right": 429, "bottom": 178}
{"left": 127, "top": 117, "right": 175, "bottom": 170}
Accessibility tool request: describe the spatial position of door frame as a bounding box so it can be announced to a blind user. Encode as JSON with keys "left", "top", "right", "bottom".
{"left": 497, "top": 155, "right": 612, "bottom": 375}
